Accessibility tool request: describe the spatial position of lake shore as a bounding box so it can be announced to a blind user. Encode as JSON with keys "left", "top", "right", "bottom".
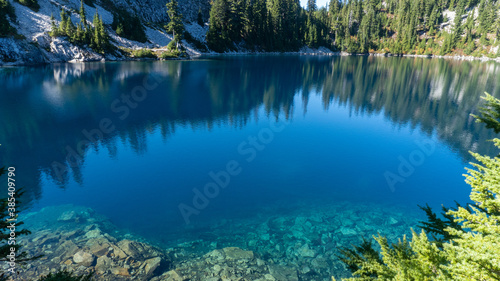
{"left": 2, "top": 46, "right": 499, "bottom": 67}
{"left": 17, "top": 200, "right": 423, "bottom": 281}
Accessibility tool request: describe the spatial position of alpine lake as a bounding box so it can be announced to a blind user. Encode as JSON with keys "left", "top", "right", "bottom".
{"left": 1, "top": 55, "right": 500, "bottom": 280}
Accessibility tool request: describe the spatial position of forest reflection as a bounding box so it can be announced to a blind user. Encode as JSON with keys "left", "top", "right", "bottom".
{"left": 1, "top": 56, "right": 499, "bottom": 205}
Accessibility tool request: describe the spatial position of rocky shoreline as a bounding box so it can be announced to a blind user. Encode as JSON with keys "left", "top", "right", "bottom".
{"left": 12, "top": 201, "right": 424, "bottom": 281}
{"left": 2, "top": 42, "right": 499, "bottom": 67}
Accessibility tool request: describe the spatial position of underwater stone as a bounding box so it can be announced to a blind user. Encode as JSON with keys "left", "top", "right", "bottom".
{"left": 300, "top": 266, "right": 311, "bottom": 274}
{"left": 205, "top": 250, "right": 225, "bottom": 261}
{"left": 264, "top": 274, "right": 276, "bottom": 280}
{"left": 311, "top": 256, "right": 329, "bottom": 269}
{"left": 111, "top": 245, "right": 128, "bottom": 259}
{"left": 340, "top": 227, "right": 357, "bottom": 236}
{"left": 73, "top": 251, "right": 94, "bottom": 267}
{"left": 213, "top": 264, "right": 222, "bottom": 274}
{"left": 268, "top": 264, "right": 298, "bottom": 281}
{"left": 388, "top": 217, "right": 399, "bottom": 225}
{"left": 111, "top": 267, "right": 130, "bottom": 276}
{"left": 85, "top": 229, "right": 103, "bottom": 239}
{"left": 56, "top": 241, "right": 80, "bottom": 260}
{"left": 88, "top": 241, "right": 110, "bottom": 257}
{"left": 145, "top": 257, "right": 162, "bottom": 276}
{"left": 118, "top": 240, "right": 142, "bottom": 258}
{"left": 223, "top": 247, "right": 254, "bottom": 260}
{"left": 95, "top": 256, "right": 113, "bottom": 274}
{"left": 298, "top": 244, "right": 316, "bottom": 258}
{"left": 342, "top": 219, "right": 354, "bottom": 226}
{"left": 57, "top": 211, "right": 77, "bottom": 222}
{"left": 292, "top": 230, "right": 304, "bottom": 239}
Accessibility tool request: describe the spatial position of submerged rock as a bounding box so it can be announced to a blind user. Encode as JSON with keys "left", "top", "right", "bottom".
{"left": 298, "top": 244, "right": 316, "bottom": 258}
{"left": 95, "top": 256, "right": 113, "bottom": 274}
{"left": 160, "top": 270, "right": 185, "bottom": 281}
{"left": 340, "top": 227, "right": 358, "bottom": 236}
{"left": 222, "top": 247, "right": 254, "bottom": 260}
{"left": 111, "top": 267, "right": 130, "bottom": 276}
{"left": 145, "top": 257, "right": 163, "bottom": 276}
{"left": 73, "top": 251, "right": 94, "bottom": 267}
{"left": 268, "top": 264, "right": 298, "bottom": 281}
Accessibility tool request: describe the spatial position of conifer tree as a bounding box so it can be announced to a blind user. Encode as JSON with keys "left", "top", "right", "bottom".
{"left": 49, "top": 13, "right": 58, "bottom": 37}
{"left": 307, "top": 0, "right": 316, "bottom": 13}
{"left": 166, "top": 0, "right": 184, "bottom": 45}
{"left": 91, "top": 10, "right": 110, "bottom": 53}
{"left": 207, "top": 0, "right": 232, "bottom": 52}
{"left": 197, "top": 7, "right": 204, "bottom": 26}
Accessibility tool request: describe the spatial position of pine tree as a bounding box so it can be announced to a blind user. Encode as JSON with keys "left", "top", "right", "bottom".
{"left": 197, "top": 7, "right": 204, "bottom": 26}
{"left": 452, "top": 4, "right": 465, "bottom": 48}
{"left": 49, "top": 13, "right": 58, "bottom": 37}
{"left": 79, "top": 0, "right": 87, "bottom": 30}
{"left": 166, "top": 0, "right": 184, "bottom": 47}
{"left": 307, "top": 0, "right": 316, "bottom": 13}
{"left": 207, "top": 0, "right": 232, "bottom": 52}
{"left": 91, "top": 10, "right": 110, "bottom": 53}
{"left": 0, "top": 0, "right": 16, "bottom": 37}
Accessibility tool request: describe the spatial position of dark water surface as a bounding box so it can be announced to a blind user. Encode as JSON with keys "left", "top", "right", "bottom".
{"left": 1, "top": 55, "right": 500, "bottom": 277}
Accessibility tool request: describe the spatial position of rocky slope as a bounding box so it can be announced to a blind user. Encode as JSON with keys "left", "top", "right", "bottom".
{"left": 0, "top": 0, "right": 210, "bottom": 65}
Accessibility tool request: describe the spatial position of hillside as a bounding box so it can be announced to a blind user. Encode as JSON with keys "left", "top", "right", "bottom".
{"left": 0, "top": 0, "right": 499, "bottom": 65}
{"left": 0, "top": 0, "right": 210, "bottom": 65}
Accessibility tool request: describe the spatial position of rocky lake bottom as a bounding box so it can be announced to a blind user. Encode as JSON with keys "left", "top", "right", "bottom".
{"left": 12, "top": 200, "right": 424, "bottom": 281}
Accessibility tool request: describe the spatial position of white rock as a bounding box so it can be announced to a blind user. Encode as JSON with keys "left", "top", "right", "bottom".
{"left": 73, "top": 251, "right": 94, "bottom": 267}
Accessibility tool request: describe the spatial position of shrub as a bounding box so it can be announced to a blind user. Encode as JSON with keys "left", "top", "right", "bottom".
{"left": 131, "top": 49, "right": 156, "bottom": 58}
{"left": 159, "top": 50, "right": 180, "bottom": 59}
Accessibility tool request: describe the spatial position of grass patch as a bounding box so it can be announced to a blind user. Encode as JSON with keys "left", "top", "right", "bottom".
{"left": 130, "top": 48, "right": 156, "bottom": 58}
{"left": 159, "top": 50, "right": 180, "bottom": 59}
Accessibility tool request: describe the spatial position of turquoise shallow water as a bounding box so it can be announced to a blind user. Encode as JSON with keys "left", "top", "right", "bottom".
{"left": 1, "top": 56, "right": 500, "bottom": 278}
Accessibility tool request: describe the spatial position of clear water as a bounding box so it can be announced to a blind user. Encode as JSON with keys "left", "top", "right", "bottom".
{"left": 1, "top": 56, "right": 500, "bottom": 275}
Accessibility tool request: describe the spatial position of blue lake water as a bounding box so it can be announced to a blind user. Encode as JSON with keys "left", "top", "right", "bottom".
{"left": 1, "top": 56, "right": 500, "bottom": 278}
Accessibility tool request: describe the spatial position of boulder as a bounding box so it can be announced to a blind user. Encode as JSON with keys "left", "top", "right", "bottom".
{"left": 268, "top": 264, "right": 298, "bottom": 281}
{"left": 340, "top": 227, "right": 357, "bottom": 236}
{"left": 222, "top": 247, "right": 254, "bottom": 260}
{"left": 298, "top": 244, "right": 316, "bottom": 258}
{"left": 160, "top": 270, "right": 184, "bottom": 281}
{"left": 145, "top": 257, "right": 162, "bottom": 276}
{"left": 55, "top": 240, "right": 80, "bottom": 260}
{"left": 111, "top": 245, "right": 128, "bottom": 259}
{"left": 111, "top": 267, "right": 130, "bottom": 276}
{"left": 95, "top": 256, "right": 113, "bottom": 274}
{"left": 73, "top": 251, "right": 94, "bottom": 267}
{"left": 117, "top": 239, "right": 160, "bottom": 259}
